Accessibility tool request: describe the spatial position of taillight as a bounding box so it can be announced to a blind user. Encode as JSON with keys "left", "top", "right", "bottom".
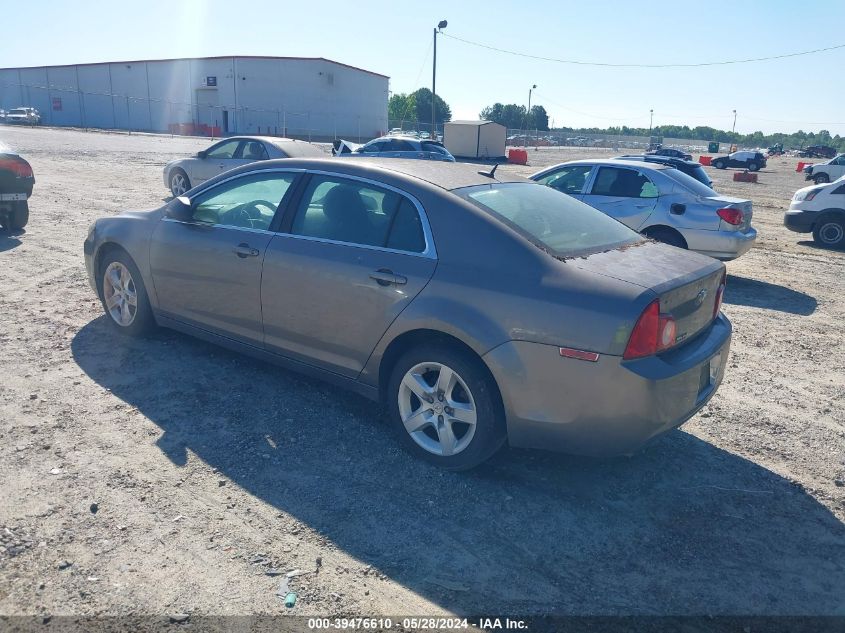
{"left": 623, "top": 299, "right": 677, "bottom": 360}
{"left": 713, "top": 271, "right": 726, "bottom": 318}
{"left": 717, "top": 207, "right": 744, "bottom": 226}
{"left": 0, "top": 158, "right": 33, "bottom": 178}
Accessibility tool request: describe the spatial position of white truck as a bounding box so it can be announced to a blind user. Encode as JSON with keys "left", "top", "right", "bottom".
{"left": 4, "top": 107, "right": 40, "bottom": 125}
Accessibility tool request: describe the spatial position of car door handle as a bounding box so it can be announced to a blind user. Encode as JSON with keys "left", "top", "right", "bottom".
{"left": 369, "top": 269, "right": 407, "bottom": 286}
{"left": 233, "top": 243, "right": 260, "bottom": 258}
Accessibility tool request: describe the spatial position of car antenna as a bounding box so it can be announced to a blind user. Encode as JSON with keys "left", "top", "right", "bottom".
{"left": 478, "top": 163, "right": 499, "bottom": 179}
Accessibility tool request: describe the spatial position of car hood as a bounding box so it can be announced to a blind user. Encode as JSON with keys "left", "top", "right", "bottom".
{"left": 794, "top": 183, "right": 828, "bottom": 197}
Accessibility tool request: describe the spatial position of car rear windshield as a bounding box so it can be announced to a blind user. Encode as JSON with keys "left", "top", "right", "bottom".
{"left": 663, "top": 168, "right": 717, "bottom": 197}
{"left": 455, "top": 182, "right": 641, "bottom": 257}
{"left": 421, "top": 142, "right": 450, "bottom": 156}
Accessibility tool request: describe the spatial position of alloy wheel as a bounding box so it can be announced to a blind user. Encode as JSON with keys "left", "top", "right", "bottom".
{"left": 397, "top": 362, "right": 477, "bottom": 457}
{"left": 103, "top": 262, "right": 138, "bottom": 327}
{"left": 171, "top": 172, "right": 188, "bottom": 196}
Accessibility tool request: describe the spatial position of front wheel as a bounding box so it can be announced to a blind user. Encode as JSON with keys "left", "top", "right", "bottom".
{"left": 169, "top": 169, "right": 191, "bottom": 197}
{"left": 387, "top": 345, "right": 506, "bottom": 470}
{"left": 813, "top": 217, "right": 845, "bottom": 249}
{"left": 99, "top": 251, "right": 155, "bottom": 336}
{"left": 713, "top": 160, "right": 726, "bottom": 169}
{"left": 813, "top": 174, "right": 829, "bottom": 185}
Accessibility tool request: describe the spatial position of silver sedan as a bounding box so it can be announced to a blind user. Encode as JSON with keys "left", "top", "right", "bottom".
{"left": 163, "top": 136, "right": 326, "bottom": 197}
{"left": 531, "top": 159, "right": 757, "bottom": 260}
{"left": 85, "top": 158, "right": 731, "bottom": 470}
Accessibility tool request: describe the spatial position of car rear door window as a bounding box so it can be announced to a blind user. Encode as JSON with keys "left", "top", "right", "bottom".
{"left": 190, "top": 173, "right": 295, "bottom": 230}
{"left": 536, "top": 165, "right": 592, "bottom": 194}
{"left": 290, "top": 175, "right": 425, "bottom": 252}
{"left": 591, "top": 167, "right": 658, "bottom": 198}
{"left": 386, "top": 139, "right": 416, "bottom": 152}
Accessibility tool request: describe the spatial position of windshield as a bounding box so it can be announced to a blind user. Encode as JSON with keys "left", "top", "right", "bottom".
{"left": 664, "top": 168, "right": 718, "bottom": 197}
{"left": 9, "top": 109, "right": 27, "bottom": 115}
{"left": 455, "top": 182, "right": 641, "bottom": 257}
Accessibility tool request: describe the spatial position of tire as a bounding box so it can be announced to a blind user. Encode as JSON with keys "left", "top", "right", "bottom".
{"left": 713, "top": 160, "right": 726, "bottom": 169}
{"left": 814, "top": 174, "right": 829, "bottom": 185}
{"left": 812, "top": 217, "right": 845, "bottom": 249}
{"left": 643, "top": 226, "right": 687, "bottom": 249}
{"left": 387, "top": 344, "right": 506, "bottom": 471}
{"left": 1, "top": 201, "right": 28, "bottom": 230}
{"left": 169, "top": 169, "right": 191, "bottom": 197}
{"left": 747, "top": 162, "right": 759, "bottom": 172}
{"left": 98, "top": 250, "right": 155, "bottom": 336}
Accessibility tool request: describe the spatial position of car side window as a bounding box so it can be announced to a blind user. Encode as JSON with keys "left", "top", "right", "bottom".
{"left": 290, "top": 175, "right": 424, "bottom": 251}
{"left": 590, "top": 167, "right": 658, "bottom": 198}
{"left": 386, "top": 198, "right": 426, "bottom": 253}
{"left": 190, "top": 173, "right": 295, "bottom": 230}
{"left": 386, "top": 139, "right": 416, "bottom": 152}
{"left": 206, "top": 140, "right": 241, "bottom": 159}
{"left": 536, "top": 165, "right": 592, "bottom": 194}
{"left": 242, "top": 141, "right": 269, "bottom": 160}
{"left": 359, "top": 141, "right": 384, "bottom": 154}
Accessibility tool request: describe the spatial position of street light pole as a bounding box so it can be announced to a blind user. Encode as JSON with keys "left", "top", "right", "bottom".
{"left": 649, "top": 109, "right": 653, "bottom": 134}
{"left": 432, "top": 20, "right": 447, "bottom": 137}
{"left": 732, "top": 109, "right": 737, "bottom": 134}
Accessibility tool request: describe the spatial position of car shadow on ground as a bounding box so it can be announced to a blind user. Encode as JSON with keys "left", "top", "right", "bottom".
{"left": 798, "top": 240, "right": 845, "bottom": 253}
{"left": 0, "top": 228, "right": 24, "bottom": 252}
{"left": 71, "top": 317, "right": 845, "bottom": 615}
{"left": 724, "top": 274, "right": 817, "bottom": 316}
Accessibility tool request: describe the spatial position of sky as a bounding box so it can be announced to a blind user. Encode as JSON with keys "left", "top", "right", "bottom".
{"left": 1, "top": 0, "right": 843, "bottom": 135}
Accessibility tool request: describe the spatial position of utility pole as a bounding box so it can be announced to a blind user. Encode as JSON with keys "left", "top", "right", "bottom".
{"left": 649, "top": 109, "right": 653, "bottom": 134}
{"left": 432, "top": 20, "right": 447, "bottom": 137}
{"left": 526, "top": 84, "right": 536, "bottom": 146}
{"left": 732, "top": 109, "right": 737, "bottom": 134}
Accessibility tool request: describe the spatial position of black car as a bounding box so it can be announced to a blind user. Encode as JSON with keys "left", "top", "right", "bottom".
{"left": 0, "top": 146, "right": 34, "bottom": 230}
{"left": 614, "top": 155, "right": 713, "bottom": 187}
{"left": 648, "top": 147, "right": 693, "bottom": 161}
{"left": 711, "top": 151, "right": 767, "bottom": 172}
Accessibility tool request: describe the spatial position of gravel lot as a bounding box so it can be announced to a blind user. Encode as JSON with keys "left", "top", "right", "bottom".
{"left": 1, "top": 126, "right": 843, "bottom": 620}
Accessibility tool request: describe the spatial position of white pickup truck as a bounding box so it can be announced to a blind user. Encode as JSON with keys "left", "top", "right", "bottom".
{"left": 803, "top": 154, "right": 845, "bottom": 185}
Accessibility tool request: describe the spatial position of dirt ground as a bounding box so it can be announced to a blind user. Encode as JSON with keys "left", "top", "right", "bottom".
{"left": 0, "top": 127, "right": 843, "bottom": 621}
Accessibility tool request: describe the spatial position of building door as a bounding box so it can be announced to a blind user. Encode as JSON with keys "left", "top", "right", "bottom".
{"left": 222, "top": 110, "right": 229, "bottom": 134}
{"left": 195, "top": 89, "right": 218, "bottom": 129}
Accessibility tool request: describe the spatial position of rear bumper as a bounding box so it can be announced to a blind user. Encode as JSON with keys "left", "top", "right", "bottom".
{"left": 484, "top": 315, "right": 732, "bottom": 456}
{"left": 682, "top": 226, "right": 757, "bottom": 261}
{"left": 784, "top": 209, "right": 817, "bottom": 233}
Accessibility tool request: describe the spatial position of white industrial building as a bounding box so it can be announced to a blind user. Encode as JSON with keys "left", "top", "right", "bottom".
{"left": 0, "top": 56, "right": 389, "bottom": 140}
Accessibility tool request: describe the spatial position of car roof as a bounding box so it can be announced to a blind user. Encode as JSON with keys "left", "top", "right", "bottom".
{"left": 554, "top": 158, "right": 671, "bottom": 170}
{"left": 617, "top": 155, "right": 700, "bottom": 167}
{"left": 210, "top": 136, "right": 327, "bottom": 157}
{"left": 229, "top": 157, "right": 528, "bottom": 191}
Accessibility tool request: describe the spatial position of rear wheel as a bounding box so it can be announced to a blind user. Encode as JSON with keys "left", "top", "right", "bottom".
{"left": 169, "top": 169, "right": 191, "bottom": 197}
{"left": 813, "top": 174, "right": 829, "bottom": 185}
{"left": 387, "top": 344, "right": 506, "bottom": 471}
{"left": 99, "top": 250, "right": 155, "bottom": 336}
{"left": 643, "top": 226, "right": 687, "bottom": 249}
{"left": 747, "top": 162, "right": 759, "bottom": 172}
{"left": 813, "top": 217, "right": 845, "bottom": 249}
{"left": 1, "top": 201, "right": 28, "bottom": 230}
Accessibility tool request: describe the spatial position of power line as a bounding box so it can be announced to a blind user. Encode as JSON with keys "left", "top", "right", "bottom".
{"left": 441, "top": 32, "right": 845, "bottom": 68}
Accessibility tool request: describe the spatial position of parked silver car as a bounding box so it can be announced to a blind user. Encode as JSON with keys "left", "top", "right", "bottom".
{"left": 333, "top": 135, "right": 455, "bottom": 162}
{"left": 85, "top": 158, "right": 731, "bottom": 470}
{"left": 531, "top": 159, "right": 756, "bottom": 260}
{"left": 163, "top": 136, "right": 326, "bottom": 197}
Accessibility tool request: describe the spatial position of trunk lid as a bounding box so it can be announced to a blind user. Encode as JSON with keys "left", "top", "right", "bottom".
{"left": 571, "top": 241, "right": 725, "bottom": 347}
{"left": 705, "top": 194, "right": 753, "bottom": 231}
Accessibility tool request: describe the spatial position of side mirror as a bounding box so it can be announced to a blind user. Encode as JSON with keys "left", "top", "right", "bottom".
{"left": 166, "top": 196, "right": 193, "bottom": 221}
{"left": 197, "top": 150, "right": 207, "bottom": 159}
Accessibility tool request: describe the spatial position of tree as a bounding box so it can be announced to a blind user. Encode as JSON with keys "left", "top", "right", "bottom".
{"left": 409, "top": 88, "right": 452, "bottom": 125}
{"left": 388, "top": 93, "right": 417, "bottom": 126}
{"left": 528, "top": 105, "right": 549, "bottom": 131}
